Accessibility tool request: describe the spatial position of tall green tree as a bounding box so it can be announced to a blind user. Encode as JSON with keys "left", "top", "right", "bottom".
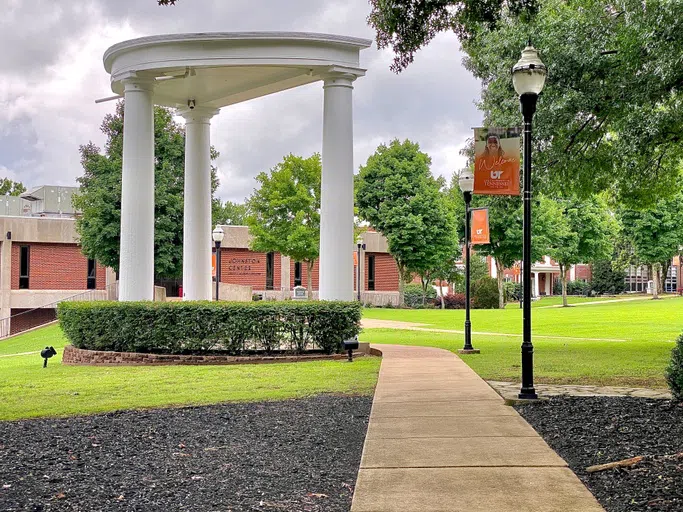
{"left": 460, "top": 0, "right": 683, "bottom": 206}
{"left": 74, "top": 101, "right": 219, "bottom": 277}
{"left": 620, "top": 194, "right": 683, "bottom": 299}
{"left": 246, "top": 154, "right": 321, "bottom": 298}
{"left": 212, "top": 200, "right": 248, "bottom": 226}
{"left": 368, "top": 0, "right": 537, "bottom": 72}
{"left": 446, "top": 172, "right": 561, "bottom": 308}
{"left": 0, "top": 179, "right": 26, "bottom": 196}
{"left": 356, "top": 139, "right": 455, "bottom": 306}
{"left": 546, "top": 196, "right": 615, "bottom": 306}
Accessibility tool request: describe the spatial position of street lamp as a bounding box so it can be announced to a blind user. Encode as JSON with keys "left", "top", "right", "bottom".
{"left": 458, "top": 169, "right": 477, "bottom": 353}
{"left": 212, "top": 225, "right": 224, "bottom": 301}
{"left": 512, "top": 44, "right": 547, "bottom": 400}
{"left": 356, "top": 235, "right": 365, "bottom": 302}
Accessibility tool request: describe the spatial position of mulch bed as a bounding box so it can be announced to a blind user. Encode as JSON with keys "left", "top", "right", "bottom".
{"left": 0, "top": 395, "right": 372, "bottom": 511}
{"left": 515, "top": 396, "right": 683, "bottom": 511}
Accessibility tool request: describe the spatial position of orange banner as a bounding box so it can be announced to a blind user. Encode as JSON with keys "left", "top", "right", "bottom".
{"left": 353, "top": 251, "right": 358, "bottom": 266}
{"left": 212, "top": 253, "right": 216, "bottom": 278}
{"left": 473, "top": 127, "right": 521, "bottom": 196}
{"left": 471, "top": 208, "right": 490, "bottom": 245}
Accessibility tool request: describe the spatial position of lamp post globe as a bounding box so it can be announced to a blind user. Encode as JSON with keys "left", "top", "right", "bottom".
{"left": 356, "top": 235, "right": 364, "bottom": 302}
{"left": 458, "top": 169, "right": 476, "bottom": 353}
{"left": 512, "top": 44, "right": 546, "bottom": 400}
{"left": 212, "top": 225, "right": 224, "bottom": 301}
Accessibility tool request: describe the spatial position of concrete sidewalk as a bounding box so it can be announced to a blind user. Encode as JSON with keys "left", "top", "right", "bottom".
{"left": 351, "top": 345, "right": 604, "bottom": 512}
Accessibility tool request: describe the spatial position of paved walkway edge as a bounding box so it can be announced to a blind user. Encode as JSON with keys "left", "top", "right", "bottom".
{"left": 351, "top": 344, "right": 604, "bottom": 512}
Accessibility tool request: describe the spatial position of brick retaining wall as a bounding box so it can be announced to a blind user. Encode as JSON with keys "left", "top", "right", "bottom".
{"left": 62, "top": 344, "right": 361, "bottom": 366}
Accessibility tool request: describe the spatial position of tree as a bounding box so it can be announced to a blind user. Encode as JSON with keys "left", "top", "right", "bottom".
{"left": 356, "top": 139, "right": 455, "bottom": 306}
{"left": 546, "top": 196, "right": 615, "bottom": 306}
{"left": 590, "top": 260, "right": 627, "bottom": 295}
{"left": 0, "top": 179, "right": 26, "bottom": 196}
{"left": 212, "top": 200, "right": 248, "bottom": 226}
{"left": 73, "top": 101, "right": 219, "bottom": 277}
{"left": 620, "top": 194, "right": 683, "bottom": 299}
{"left": 246, "top": 154, "right": 321, "bottom": 298}
{"left": 368, "top": 0, "right": 537, "bottom": 72}
{"left": 445, "top": 172, "right": 561, "bottom": 308}
{"left": 460, "top": 0, "right": 683, "bottom": 207}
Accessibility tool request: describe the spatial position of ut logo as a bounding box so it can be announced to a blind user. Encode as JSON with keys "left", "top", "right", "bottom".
{"left": 476, "top": 229, "right": 483, "bottom": 235}
{"left": 490, "top": 170, "right": 503, "bottom": 179}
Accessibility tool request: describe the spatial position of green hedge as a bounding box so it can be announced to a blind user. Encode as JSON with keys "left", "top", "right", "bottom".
{"left": 666, "top": 332, "right": 683, "bottom": 401}
{"left": 57, "top": 301, "right": 362, "bottom": 355}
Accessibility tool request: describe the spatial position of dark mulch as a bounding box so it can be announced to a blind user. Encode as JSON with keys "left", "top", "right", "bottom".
{"left": 515, "top": 396, "right": 683, "bottom": 512}
{"left": 0, "top": 395, "right": 372, "bottom": 511}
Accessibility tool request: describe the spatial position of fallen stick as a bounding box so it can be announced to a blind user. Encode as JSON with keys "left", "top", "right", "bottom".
{"left": 586, "top": 456, "right": 643, "bottom": 473}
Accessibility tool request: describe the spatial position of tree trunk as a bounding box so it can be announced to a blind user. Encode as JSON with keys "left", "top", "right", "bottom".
{"left": 651, "top": 263, "right": 660, "bottom": 299}
{"left": 306, "top": 260, "right": 313, "bottom": 300}
{"left": 421, "top": 276, "right": 429, "bottom": 305}
{"left": 660, "top": 260, "right": 670, "bottom": 294}
{"left": 495, "top": 258, "right": 505, "bottom": 309}
{"left": 440, "top": 291, "right": 445, "bottom": 309}
{"left": 560, "top": 263, "right": 568, "bottom": 307}
{"left": 398, "top": 263, "right": 406, "bottom": 307}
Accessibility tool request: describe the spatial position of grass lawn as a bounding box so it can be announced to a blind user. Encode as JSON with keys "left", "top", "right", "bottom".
{"left": 0, "top": 325, "right": 380, "bottom": 421}
{"left": 503, "top": 294, "right": 648, "bottom": 309}
{"left": 362, "top": 296, "right": 682, "bottom": 388}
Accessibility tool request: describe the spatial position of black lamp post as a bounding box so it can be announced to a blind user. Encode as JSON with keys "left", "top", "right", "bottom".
{"left": 458, "top": 170, "right": 478, "bottom": 354}
{"left": 512, "top": 44, "right": 547, "bottom": 400}
{"left": 356, "top": 236, "right": 365, "bottom": 302}
{"left": 212, "top": 225, "right": 224, "bottom": 301}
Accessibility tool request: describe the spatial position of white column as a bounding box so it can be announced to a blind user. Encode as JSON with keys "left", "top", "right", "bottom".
{"left": 545, "top": 272, "right": 551, "bottom": 295}
{"left": 534, "top": 272, "right": 540, "bottom": 298}
{"left": 119, "top": 78, "right": 155, "bottom": 301}
{"left": 180, "top": 107, "right": 219, "bottom": 301}
{"left": 320, "top": 73, "right": 356, "bottom": 301}
{"left": 570, "top": 265, "right": 576, "bottom": 281}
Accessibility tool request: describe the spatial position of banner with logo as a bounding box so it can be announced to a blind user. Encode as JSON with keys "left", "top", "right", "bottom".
{"left": 473, "top": 127, "right": 521, "bottom": 195}
{"left": 471, "top": 207, "right": 490, "bottom": 245}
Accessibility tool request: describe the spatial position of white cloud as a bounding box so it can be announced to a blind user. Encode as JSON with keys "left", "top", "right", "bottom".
{"left": 0, "top": 0, "right": 483, "bottom": 202}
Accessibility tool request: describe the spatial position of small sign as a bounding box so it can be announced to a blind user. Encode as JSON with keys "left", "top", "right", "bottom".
{"left": 471, "top": 208, "right": 490, "bottom": 245}
{"left": 293, "top": 286, "right": 307, "bottom": 300}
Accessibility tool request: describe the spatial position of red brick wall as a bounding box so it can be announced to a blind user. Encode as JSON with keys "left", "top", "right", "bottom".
{"left": 11, "top": 243, "right": 105, "bottom": 290}
{"left": 10, "top": 308, "right": 57, "bottom": 335}
{"left": 575, "top": 264, "right": 592, "bottom": 281}
{"left": 219, "top": 249, "right": 281, "bottom": 290}
{"left": 290, "top": 259, "right": 320, "bottom": 290}
{"left": 366, "top": 253, "right": 399, "bottom": 291}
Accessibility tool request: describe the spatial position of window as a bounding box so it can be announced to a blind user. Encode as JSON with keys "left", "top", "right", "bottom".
{"left": 294, "top": 262, "right": 302, "bottom": 287}
{"left": 265, "top": 252, "right": 274, "bottom": 290}
{"left": 367, "top": 255, "right": 375, "bottom": 291}
{"left": 19, "top": 246, "right": 30, "bottom": 289}
{"left": 87, "top": 259, "right": 97, "bottom": 290}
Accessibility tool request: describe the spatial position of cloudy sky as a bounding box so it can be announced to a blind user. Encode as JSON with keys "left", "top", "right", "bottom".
{"left": 0, "top": 0, "right": 482, "bottom": 203}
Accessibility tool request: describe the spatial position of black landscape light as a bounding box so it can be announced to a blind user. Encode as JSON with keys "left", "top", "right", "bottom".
{"left": 41, "top": 346, "right": 57, "bottom": 368}
{"left": 512, "top": 44, "right": 547, "bottom": 400}
{"left": 343, "top": 338, "right": 359, "bottom": 362}
{"left": 212, "top": 225, "right": 224, "bottom": 301}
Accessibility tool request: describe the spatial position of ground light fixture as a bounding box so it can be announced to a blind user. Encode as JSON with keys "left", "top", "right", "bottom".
{"left": 356, "top": 235, "right": 365, "bottom": 301}
{"left": 343, "top": 338, "right": 359, "bottom": 362}
{"left": 212, "top": 225, "right": 224, "bottom": 301}
{"left": 457, "top": 170, "right": 478, "bottom": 354}
{"left": 512, "top": 44, "right": 547, "bottom": 400}
{"left": 41, "top": 346, "right": 57, "bottom": 368}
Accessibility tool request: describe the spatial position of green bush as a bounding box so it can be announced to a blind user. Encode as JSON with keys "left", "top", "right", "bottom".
{"left": 472, "top": 277, "right": 500, "bottom": 309}
{"left": 553, "top": 278, "right": 592, "bottom": 296}
{"left": 57, "top": 301, "right": 362, "bottom": 355}
{"left": 404, "top": 283, "right": 437, "bottom": 308}
{"left": 665, "top": 333, "right": 683, "bottom": 401}
{"left": 504, "top": 282, "right": 521, "bottom": 302}
{"left": 591, "top": 260, "right": 627, "bottom": 295}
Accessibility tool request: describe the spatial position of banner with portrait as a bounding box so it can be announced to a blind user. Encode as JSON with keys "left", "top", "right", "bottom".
{"left": 473, "top": 127, "right": 521, "bottom": 195}
{"left": 470, "top": 208, "right": 490, "bottom": 245}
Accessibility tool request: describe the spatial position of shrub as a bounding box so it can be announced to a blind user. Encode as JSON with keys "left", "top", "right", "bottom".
{"left": 504, "top": 282, "right": 521, "bottom": 302}
{"left": 553, "top": 278, "right": 592, "bottom": 296}
{"left": 58, "top": 301, "right": 361, "bottom": 355}
{"left": 441, "top": 293, "right": 468, "bottom": 309}
{"left": 665, "top": 333, "right": 683, "bottom": 401}
{"left": 404, "top": 283, "right": 437, "bottom": 308}
{"left": 472, "top": 277, "right": 500, "bottom": 309}
{"left": 591, "top": 260, "right": 627, "bottom": 295}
